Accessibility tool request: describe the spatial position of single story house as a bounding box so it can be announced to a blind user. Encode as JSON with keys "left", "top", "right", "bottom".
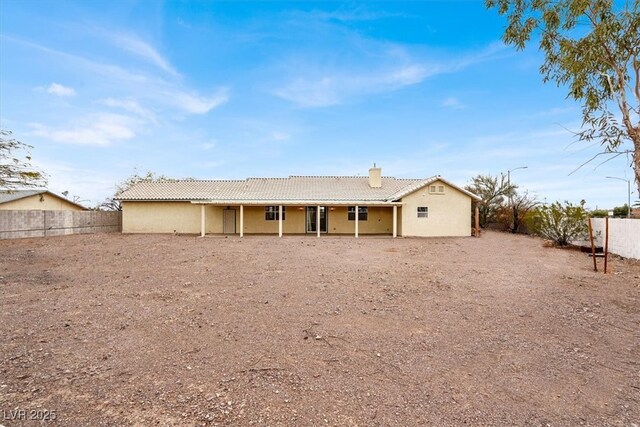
{"left": 0, "top": 190, "right": 87, "bottom": 211}
{"left": 117, "top": 167, "right": 481, "bottom": 237}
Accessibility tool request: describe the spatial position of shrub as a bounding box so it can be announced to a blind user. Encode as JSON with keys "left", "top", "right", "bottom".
{"left": 589, "top": 209, "right": 609, "bottom": 218}
{"left": 527, "top": 201, "right": 588, "bottom": 246}
{"left": 612, "top": 204, "right": 629, "bottom": 217}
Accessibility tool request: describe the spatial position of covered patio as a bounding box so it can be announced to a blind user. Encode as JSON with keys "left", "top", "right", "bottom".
{"left": 193, "top": 201, "right": 401, "bottom": 238}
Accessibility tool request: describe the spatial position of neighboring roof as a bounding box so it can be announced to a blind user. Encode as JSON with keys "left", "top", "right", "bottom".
{"left": 0, "top": 189, "right": 47, "bottom": 204}
{"left": 0, "top": 190, "right": 88, "bottom": 210}
{"left": 118, "top": 175, "right": 481, "bottom": 203}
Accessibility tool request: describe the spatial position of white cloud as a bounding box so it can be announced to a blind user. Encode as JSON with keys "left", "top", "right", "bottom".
{"left": 525, "top": 106, "right": 576, "bottom": 118}
{"left": 47, "top": 82, "right": 75, "bottom": 97}
{"left": 270, "top": 131, "right": 290, "bottom": 142}
{"left": 99, "top": 98, "right": 156, "bottom": 122}
{"left": 298, "top": 7, "right": 406, "bottom": 22}
{"left": 274, "top": 77, "right": 339, "bottom": 108}
{"left": 274, "top": 64, "right": 436, "bottom": 108}
{"left": 387, "top": 64, "right": 432, "bottom": 86}
{"left": 5, "top": 35, "right": 228, "bottom": 116}
{"left": 273, "top": 42, "right": 505, "bottom": 108}
{"left": 29, "top": 113, "right": 137, "bottom": 146}
{"left": 171, "top": 89, "right": 229, "bottom": 114}
{"left": 441, "top": 97, "right": 465, "bottom": 109}
{"left": 4, "top": 35, "right": 153, "bottom": 83}
{"left": 108, "top": 32, "right": 179, "bottom": 76}
{"left": 176, "top": 18, "right": 193, "bottom": 30}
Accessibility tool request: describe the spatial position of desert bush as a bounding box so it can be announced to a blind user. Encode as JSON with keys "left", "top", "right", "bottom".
{"left": 527, "top": 201, "right": 588, "bottom": 246}
{"left": 612, "top": 204, "right": 629, "bottom": 217}
{"left": 495, "top": 191, "right": 538, "bottom": 233}
{"left": 589, "top": 209, "right": 609, "bottom": 218}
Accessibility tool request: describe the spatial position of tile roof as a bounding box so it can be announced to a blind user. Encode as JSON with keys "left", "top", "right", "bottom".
{"left": 117, "top": 175, "right": 481, "bottom": 203}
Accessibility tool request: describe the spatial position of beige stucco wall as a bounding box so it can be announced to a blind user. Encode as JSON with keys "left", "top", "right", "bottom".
{"left": 241, "top": 205, "right": 394, "bottom": 235}
{"left": 122, "top": 202, "right": 225, "bottom": 234}
{"left": 0, "top": 193, "right": 85, "bottom": 211}
{"left": 122, "top": 202, "right": 397, "bottom": 235}
{"left": 400, "top": 180, "right": 472, "bottom": 237}
{"left": 328, "top": 206, "right": 393, "bottom": 234}
{"left": 240, "top": 206, "right": 306, "bottom": 234}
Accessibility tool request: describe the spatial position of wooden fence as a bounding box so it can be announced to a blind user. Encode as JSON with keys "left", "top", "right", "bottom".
{"left": 0, "top": 210, "right": 121, "bottom": 239}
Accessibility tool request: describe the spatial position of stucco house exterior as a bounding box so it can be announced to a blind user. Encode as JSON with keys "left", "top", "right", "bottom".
{"left": 0, "top": 190, "right": 87, "bottom": 211}
{"left": 118, "top": 167, "right": 481, "bottom": 237}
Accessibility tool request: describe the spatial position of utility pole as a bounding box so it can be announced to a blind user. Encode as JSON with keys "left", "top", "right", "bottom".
{"left": 605, "top": 176, "right": 631, "bottom": 218}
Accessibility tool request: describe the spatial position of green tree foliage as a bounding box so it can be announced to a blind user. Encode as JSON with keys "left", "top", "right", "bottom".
{"left": 486, "top": 0, "right": 640, "bottom": 195}
{"left": 589, "top": 208, "right": 609, "bottom": 217}
{"left": 99, "top": 170, "right": 170, "bottom": 211}
{"left": 527, "top": 201, "right": 588, "bottom": 246}
{"left": 496, "top": 190, "right": 539, "bottom": 233}
{"left": 0, "top": 129, "right": 46, "bottom": 190}
{"left": 612, "top": 203, "right": 629, "bottom": 217}
{"left": 465, "top": 174, "right": 516, "bottom": 227}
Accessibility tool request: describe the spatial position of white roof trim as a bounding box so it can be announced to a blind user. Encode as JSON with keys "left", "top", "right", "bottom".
{"left": 190, "top": 200, "right": 403, "bottom": 206}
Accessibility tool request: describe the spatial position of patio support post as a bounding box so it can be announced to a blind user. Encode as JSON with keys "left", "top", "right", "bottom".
{"left": 392, "top": 205, "right": 397, "bottom": 238}
{"left": 278, "top": 205, "right": 283, "bottom": 238}
{"left": 200, "top": 205, "right": 205, "bottom": 237}
{"left": 355, "top": 205, "right": 359, "bottom": 238}
{"left": 240, "top": 205, "right": 244, "bottom": 237}
{"left": 317, "top": 205, "right": 321, "bottom": 238}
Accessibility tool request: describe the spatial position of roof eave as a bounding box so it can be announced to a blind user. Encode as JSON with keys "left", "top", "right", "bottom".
{"left": 388, "top": 176, "right": 482, "bottom": 202}
{"left": 190, "top": 200, "right": 403, "bottom": 206}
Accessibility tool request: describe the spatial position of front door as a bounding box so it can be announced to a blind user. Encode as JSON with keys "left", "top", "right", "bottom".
{"left": 223, "top": 209, "right": 236, "bottom": 234}
{"left": 306, "top": 206, "right": 328, "bottom": 233}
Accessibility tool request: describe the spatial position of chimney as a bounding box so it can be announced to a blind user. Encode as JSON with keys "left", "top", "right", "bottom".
{"left": 368, "top": 164, "right": 382, "bottom": 188}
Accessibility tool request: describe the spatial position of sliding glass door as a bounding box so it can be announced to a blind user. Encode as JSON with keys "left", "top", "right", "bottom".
{"left": 306, "top": 206, "right": 328, "bottom": 233}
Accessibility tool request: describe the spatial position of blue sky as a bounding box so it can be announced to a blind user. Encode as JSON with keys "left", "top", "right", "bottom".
{"left": 0, "top": 0, "right": 636, "bottom": 208}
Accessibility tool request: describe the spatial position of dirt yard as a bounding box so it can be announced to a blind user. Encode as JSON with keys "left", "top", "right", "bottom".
{"left": 1, "top": 231, "right": 639, "bottom": 426}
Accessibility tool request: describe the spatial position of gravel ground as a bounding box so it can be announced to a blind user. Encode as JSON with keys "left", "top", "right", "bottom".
{"left": 1, "top": 231, "right": 639, "bottom": 426}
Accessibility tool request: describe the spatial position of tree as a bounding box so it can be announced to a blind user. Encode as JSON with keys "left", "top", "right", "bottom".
{"left": 527, "top": 200, "right": 588, "bottom": 246}
{"left": 486, "top": 0, "right": 640, "bottom": 195}
{"left": 61, "top": 190, "right": 88, "bottom": 206}
{"left": 99, "top": 170, "right": 170, "bottom": 211}
{"left": 589, "top": 208, "right": 609, "bottom": 218}
{"left": 465, "top": 174, "right": 516, "bottom": 227}
{"left": 0, "top": 129, "right": 46, "bottom": 190}
{"left": 496, "top": 190, "right": 539, "bottom": 233}
{"left": 612, "top": 203, "right": 629, "bottom": 217}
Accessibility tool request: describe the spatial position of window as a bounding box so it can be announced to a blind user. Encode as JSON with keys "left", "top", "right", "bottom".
{"left": 429, "top": 185, "right": 445, "bottom": 194}
{"left": 417, "top": 207, "right": 429, "bottom": 218}
{"left": 265, "top": 206, "right": 285, "bottom": 221}
{"left": 348, "top": 206, "right": 368, "bottom": 221}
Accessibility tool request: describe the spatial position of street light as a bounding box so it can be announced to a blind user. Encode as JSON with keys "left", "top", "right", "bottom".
{"left": 507, "top": 166, "right": 528, "bottom": 232}
{"left": 605, "top": 176, "right": 631, "bottom": 218}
